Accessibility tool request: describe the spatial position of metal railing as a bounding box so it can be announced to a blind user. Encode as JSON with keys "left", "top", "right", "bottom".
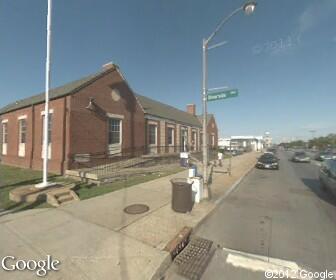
{"left": 69, "top": 145, "right": 219, "bottom": 178}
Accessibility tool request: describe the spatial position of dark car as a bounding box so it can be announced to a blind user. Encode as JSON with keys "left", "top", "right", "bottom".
{"left": 319, "top": 159, "right": 336, "bottom": 197}
{"left": 267, "top": 147, "right": 277, "bottom": 155}
{"left": 291, "top": 151, "right": 310, "bottom": 163}
{"left": 315, "top": 151, "right": 334, "bottom": 161}
{"left": 256, "top": 153, "right": 279, "bottom": 170}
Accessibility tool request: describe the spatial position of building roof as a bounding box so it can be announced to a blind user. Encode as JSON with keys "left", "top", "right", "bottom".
{"left": 0, "top": 66, "right": 207, "bottom": 128}
{"left": 0, "top": 67, "right": 117, "bottom": 115}
{"left": 135, "top": 94, "right": 201, "bottom": 127}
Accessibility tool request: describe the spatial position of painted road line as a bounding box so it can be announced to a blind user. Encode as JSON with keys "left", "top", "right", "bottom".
{"left": 222, "top": 247, "right": 320, "bottom": 280}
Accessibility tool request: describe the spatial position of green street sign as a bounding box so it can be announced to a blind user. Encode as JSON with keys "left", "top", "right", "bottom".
{"left": 207, "top": 89, "right": 239, "bottom": 102}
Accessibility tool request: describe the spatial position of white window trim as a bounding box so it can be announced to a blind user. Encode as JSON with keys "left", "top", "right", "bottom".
{"left": 192, "top": 130, "right": 197, "bottom": 151}
{"left": 2, "top": 144, "right": 7, "bottom": 155}
{"left": 18, "top": 119, "right": 27, "bottom": 157}
{"left": 108, "top": 118, "right": 123, "bottom": 155}
{"left": 18, "top": 115, "right": 27, "bottom": 120}
{"left": 148, "top": 124, "right": 158, "bottom": 146}
{"left": 2, "top": 121, "right": 8, "bottom": 155}
{"left": 41, "top": 109, "right": 54, "bottom": 115}
{"left": 41, "top": 113, "right": 53, "bottom": 160}
{"left": 167, "top": 127, "right": 175, "bottom": 146}
{"left": 108, "top": 118, "right": 123, "bottom": 145}
{"left": 1, "top": 119, "right": 8, "bottom": 123}
{"left": 106, "top": 113, "right": 124, "bottom": 119}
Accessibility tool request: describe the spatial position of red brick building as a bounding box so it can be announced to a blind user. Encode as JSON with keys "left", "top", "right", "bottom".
{"left": 0, "top": 64, "right": 218, "bottom": 174}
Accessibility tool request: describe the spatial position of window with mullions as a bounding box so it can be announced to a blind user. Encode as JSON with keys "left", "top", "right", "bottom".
{"left": 167, "top": 127, "right": 174, "bottom": 145}
{"left": 42, "top": 114, "right": 52, "bottom": 144}
{"left": 19, "top": 119, "right": 27, "bottom": 144}
{"left": 2, "top": 123, "right": 8, "bottom": 144}
{"left": 148, "top": 124, "right": 157, "bottom": 145}
{"left": 108, "top": 118, "right": 121, "bottom": 144}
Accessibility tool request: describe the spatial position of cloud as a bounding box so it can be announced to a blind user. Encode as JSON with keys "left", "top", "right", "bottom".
{"left": 298, "top": 0, "right": 336, "bottom": 34}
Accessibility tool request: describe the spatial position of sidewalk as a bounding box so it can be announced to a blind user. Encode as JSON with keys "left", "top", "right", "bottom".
{"left": 0, "top": 151, "right": 258, "bottom": 280}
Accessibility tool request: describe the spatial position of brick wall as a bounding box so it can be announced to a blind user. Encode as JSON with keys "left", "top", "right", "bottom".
{"left": 207, "top": 116, "right": 218, "bottom": 148}
{"left": 67, "top": 69, "right": 146, "bottom": 168}
{"left": 0, "top": 98, "right": 67, "bottom": 174}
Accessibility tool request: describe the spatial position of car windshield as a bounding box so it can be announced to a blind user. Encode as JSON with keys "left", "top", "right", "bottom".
{"left": 260, "top": 154, "right": 276, "bottom": 160}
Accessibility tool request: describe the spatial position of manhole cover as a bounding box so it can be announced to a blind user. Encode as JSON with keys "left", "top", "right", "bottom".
{"left": 124, "top": 204, "right": 149, "bottom": 214}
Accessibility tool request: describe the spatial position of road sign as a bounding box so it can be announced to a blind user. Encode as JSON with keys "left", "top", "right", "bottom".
{"left": 207, "top": 89, "right": 238, "bottom": 102}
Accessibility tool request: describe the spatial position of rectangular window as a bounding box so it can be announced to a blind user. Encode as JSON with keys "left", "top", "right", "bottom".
{"left": 148, "top": 124, "right": 157, "bottom": 145}
{"left": 167, "top": 127, "right": 174, "bottom": 145}
{"left": 181, "top": 127, "right": 188, "bottom": 151}
{"left": 192, "top": 131, "right": 197, "bottom": 151}
{"left": 19, "top": 119, "right": 27, "bottom": 144}
{"left": 2, "top": 123, "right": 8, "bottom": 144}
{"left": 42, "top": 114, "right": 52, "bottom": 144}
{"left": 108, "top": 118, "right": 121, "bottom": 145}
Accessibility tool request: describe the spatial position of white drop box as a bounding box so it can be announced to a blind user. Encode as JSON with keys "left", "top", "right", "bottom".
{"left": 188, "top": 177, "right": 203, "bottom": 203}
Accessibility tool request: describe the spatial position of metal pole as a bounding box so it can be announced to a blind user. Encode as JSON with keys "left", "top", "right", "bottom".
{"left": 202, "top": 39, "right": 209, "bottom": 199}
{"left": 229, "top": 140, "right": 232, "bottom": 176}
{"left": 36, "top": 0, "right": 52, "bottom": 188}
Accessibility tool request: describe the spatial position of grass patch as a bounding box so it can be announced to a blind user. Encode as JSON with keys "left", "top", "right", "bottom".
{"left": 75, "top": 167, "right": 184, "bottom": 200}
{"left": 0, "top": 165, "right": 71, "bottom": 213}
{"left": 0, "top": 164, "right": 184, "bottom": 213}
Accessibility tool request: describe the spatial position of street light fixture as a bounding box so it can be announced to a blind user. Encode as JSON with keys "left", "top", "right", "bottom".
{"left": 201, "top": 1, "right": 257, "bottom": 199}
{"left": 243, "top": 1, "right": 257, "bottom": 15}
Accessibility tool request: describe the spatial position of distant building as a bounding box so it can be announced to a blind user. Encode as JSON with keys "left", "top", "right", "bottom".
{"left": 218, "top": 135, "right": 264, "bottom": 151}
{"left": 264, "top": 132, "right": 272, "bottom": 148}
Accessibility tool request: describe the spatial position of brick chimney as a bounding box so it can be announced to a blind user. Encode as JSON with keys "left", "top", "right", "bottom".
{"left": 186, "top": 104, "right": 196, "bottom": 116}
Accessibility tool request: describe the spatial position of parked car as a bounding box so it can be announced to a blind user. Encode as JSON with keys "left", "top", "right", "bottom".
{"left": 319, "top": 159, "right": 336, "bottom": 196}
{"left": 230, "top": 149, "right": 243, "bottom": 156}
{"left": 315, "top": 152, "right": 334, "bottom": 161}
{"left": 256, "top": 153, "right": 279, "bottom": 170}
{"left": 291, "top": 151, "right": 310, "bottom": 163}
{"left": 267, "top": 147, "right": 277, "bottom": 155}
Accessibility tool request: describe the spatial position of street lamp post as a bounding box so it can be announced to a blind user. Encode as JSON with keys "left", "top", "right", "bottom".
{"left": 202, "top": 1, "right": 257, "bottom": 199}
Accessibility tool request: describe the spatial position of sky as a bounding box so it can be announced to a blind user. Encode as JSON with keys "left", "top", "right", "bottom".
{"left": 0, "top": 0, "right": 335, "bottom": 143}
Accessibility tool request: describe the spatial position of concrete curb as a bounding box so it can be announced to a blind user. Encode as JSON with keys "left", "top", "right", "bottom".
{"left": 153, "top": 163, "right": 256, "bottom": 279}
{"left": 192, "top": 163, "right": 256, "bottom": 234}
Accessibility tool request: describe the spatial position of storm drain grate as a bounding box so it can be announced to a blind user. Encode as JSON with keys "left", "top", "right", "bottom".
{"left": 123, "top": 204, "right": 149, "bottom": 214}
{"left": 173, "top": 237, "right": 213, "bottom": 280}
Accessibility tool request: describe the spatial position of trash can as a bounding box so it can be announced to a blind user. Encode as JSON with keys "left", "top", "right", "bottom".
{"left": 170, "top": 178, "right": 193, "bottom": 213}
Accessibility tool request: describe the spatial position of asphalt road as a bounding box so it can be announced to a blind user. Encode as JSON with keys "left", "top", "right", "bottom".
{"left": 195, "top": 150, "right": 336, "bottom": 279}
